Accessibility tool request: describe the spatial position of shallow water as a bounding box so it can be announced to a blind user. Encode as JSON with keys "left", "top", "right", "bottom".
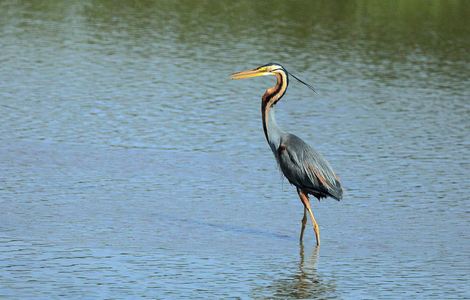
{"left": 1, "top": 0, "right": 469, "bottom": 298}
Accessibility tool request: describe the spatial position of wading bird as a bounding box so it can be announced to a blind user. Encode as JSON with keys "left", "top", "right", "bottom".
{"left": 231, "top": 63, "right": 343, "bottom": 246}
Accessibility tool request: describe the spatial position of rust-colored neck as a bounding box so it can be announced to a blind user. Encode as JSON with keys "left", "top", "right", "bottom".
{"left": 261, "top": 71, "right": 288, "bottom": 153}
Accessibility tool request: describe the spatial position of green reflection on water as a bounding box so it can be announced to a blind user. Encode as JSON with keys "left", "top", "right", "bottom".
{"left": 3, "top": 0, "right": 468, "bottom": 59}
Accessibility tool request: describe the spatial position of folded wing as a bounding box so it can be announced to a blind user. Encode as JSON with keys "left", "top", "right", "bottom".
{"left": 277, "top": 133, "right": 343, "bottom": 200}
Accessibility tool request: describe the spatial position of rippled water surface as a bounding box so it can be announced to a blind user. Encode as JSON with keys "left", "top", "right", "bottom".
{"left": 1, "top": 1, "right": 469, "bottom": 298}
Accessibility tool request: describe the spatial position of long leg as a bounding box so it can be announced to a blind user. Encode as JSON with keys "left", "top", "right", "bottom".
{"left": 297, "top": 188, "right": 321, "bottom": 246}
{"left": 300, "top": 207, "right": 307, "bottom": 241}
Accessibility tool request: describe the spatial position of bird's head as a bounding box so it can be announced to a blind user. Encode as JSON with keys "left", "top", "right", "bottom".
{"left": 231, "top": 63, "right": 316, "bottom": 94}
{"left": 231, "top": 63, "right": 286, "bottom": 80}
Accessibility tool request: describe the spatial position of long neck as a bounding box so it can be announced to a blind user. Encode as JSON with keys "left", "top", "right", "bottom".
{"left": 262, "top": 103, "right": 283, "bottom": 153}
{"left": 261, "top": 72, "right": 288, "bottom": 154}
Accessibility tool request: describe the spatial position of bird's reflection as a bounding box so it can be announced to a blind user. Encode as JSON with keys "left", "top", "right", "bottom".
{"left": 253, "top": 243, "right": 337, "bottom": 299}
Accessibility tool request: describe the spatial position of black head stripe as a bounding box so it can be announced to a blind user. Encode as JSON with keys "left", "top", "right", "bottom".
{"left": 287, "top": 72, "right": 316, "bottom": 93}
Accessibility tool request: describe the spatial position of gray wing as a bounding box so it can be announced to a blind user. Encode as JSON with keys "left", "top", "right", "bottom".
{"left": 277, "top": 133, "right": 343, "bottom": 200}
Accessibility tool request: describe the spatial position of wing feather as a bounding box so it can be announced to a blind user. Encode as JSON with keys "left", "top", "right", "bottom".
{"left": 277, "top": 134, "right": 343, "bottom": 200}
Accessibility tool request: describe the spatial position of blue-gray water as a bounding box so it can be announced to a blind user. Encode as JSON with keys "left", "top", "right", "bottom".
{"left": 1, "top": 1, "right": 469, "bottom": 299}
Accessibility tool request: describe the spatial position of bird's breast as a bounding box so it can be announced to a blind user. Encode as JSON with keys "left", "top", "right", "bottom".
{"left": 277, "top": 144, "right": 287, "bottom": 156}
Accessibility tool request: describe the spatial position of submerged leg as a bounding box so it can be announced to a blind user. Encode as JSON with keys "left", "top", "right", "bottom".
{"left": 300, "top": 207, "right": 307, "bottom": 241}
{"left": 297, "top": 188, "right": 321, "bottom": 246}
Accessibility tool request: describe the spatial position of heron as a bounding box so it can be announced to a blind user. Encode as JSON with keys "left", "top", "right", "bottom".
{"left": 231, "top": 63, "right": 343, "bottom": 246}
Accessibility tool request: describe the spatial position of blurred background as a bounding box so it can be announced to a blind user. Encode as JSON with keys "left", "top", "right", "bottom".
{"left": 0, "top": 0, "right": 469, "bottom": 298}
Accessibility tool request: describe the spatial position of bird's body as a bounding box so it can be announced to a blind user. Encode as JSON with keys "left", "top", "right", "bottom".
{"left": 277, "top": 133, "right": 343, "bottom": 200}
{"left": 232, "top": 63, "right": 343, "bottom": 246}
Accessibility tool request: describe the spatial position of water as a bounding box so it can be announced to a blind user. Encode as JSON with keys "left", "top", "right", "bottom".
{"left": 1, "top": 0, "right": 469, "bottom": 298}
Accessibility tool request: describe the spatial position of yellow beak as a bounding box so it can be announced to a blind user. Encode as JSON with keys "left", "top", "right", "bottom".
{"left": 231, "top": 67, "right": 272, "bottom": 80}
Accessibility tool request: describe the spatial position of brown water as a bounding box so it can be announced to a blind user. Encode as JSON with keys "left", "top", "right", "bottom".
{"left": 1, "top": 1, "right": 469, "bottom": 298}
